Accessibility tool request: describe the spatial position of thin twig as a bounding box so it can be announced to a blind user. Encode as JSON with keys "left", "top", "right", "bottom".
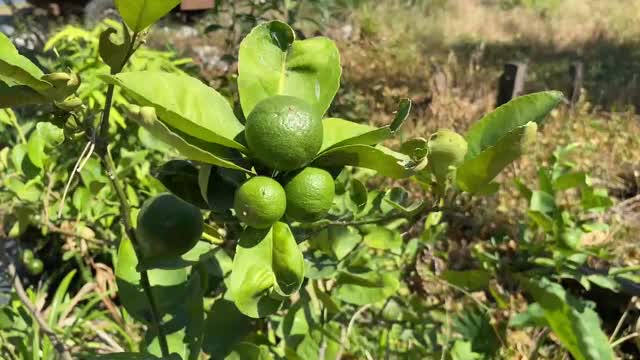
{"left": 91, "top": 27, "right": 169, "bottom": 356}
{"left": 102, "top": 151, "right": 169, "bottom": 356}
{"left": 611, "top": 332, "right": 639, "bottom": 348}
{"left": 5, "top": 259, "right": 73, "bottom": 360}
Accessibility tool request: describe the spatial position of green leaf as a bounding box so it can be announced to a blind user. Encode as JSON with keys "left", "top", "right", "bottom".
{"left": 99, "top": 26, "right": 131, "bottom": 71}
{"left": 390, "top": 98, "right": 412, "bottom": 131}
{"left": 202, "top": 299, "right": 253, "bottom": 359}
{"left": 523, "top": 278, "right": 615, "bottom": 360}
{"left": 238, "top": 21, "right": 341, "bottom": 118}
{"left": 320, "top": 118, "right": 392, "bottom": 152}
{"left": 139, "top": 241, "right": 217, "bottom": 270}
{"left": 312, "top": 144, "right": 413, "bottom": 179}
{"left": 441, "top": 269, "right": 491, "bottom": 291}
{"left": 144, "top": 270, "right": 204, "bottom": 360}
{"left": 116, "top": 237, "right": 204, "bottom": 359}
{"left": 0, "top": 83, "right": 48, "bottom": 108}
{"left": 155, "top": 160, "right": 209, "bottom": 209}
{"left": 464, "top": 91, "right": 562, "bottom": 159}
{"left": 271, "top": 222, "right": 305, "bottom": 296}
{"left": 320, "top": 100, "right": 410, "bottom": 152}
{"left": 27, "top": 122, "right": 64, "bottom": 169}
{"left": 114, "top": 0, "right": 180, "bottom": 32}
{"left": 198, "top": 165, "right": 245, "bottom": 215}
{"left": 226, "top": 342, "right": 272, "bottom": 360}
{"left": 93, "top": 353, "right": 172, "bottom": 360}
{"left": 115, "top": 237, "right": 189, "bottom": 324}
{"left": 346, "top": 179, "right": 368, "bottom": 214}
{"left": 334, "top": 270, "right": 399, "bottom": 305}
{"left": 553, "top": 171, "right": 587, "bottom": 191}
{"left": 509, "top": 303, "right": 548, "bottom": 328}
{"left": 308, "top": 225, "right": 361, "bottom": 260}
{"left": 124, "top": 105, "right": 251, "bottom": 173}
{"left": 363, "top": 226, "right": 402, "bottom": 251}
{"left": 453, "top": 307, "right": 500, "bottom": 356}
{"left": 229, "top": 223, "right": 304, "bottom": 318}
{"left": 456, "top": 122, "right": 537, "bottom": 193}
{"left": 103, "top": 72, "right": 246, "bottom": 151}
{"left": 0, "top": 33, "right": 49, "bottom": 91}
{"left": 450, "top": 341, "right": 482, "bottom": 360}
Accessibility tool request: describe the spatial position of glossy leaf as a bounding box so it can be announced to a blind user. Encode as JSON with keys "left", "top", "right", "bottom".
{"left": 116, "top": 237, "right": 204, "bottom": 359}
{"left": 114, "top": 0, "right": 180, "bottom": 32}
{"left": 139, "top": 241, "right": 218, "bottom": 270}
{"left": 198, "top": 165, "right": 245, "bottom": 215}
{"left": 27, "top": 122, "right": 64, "bottom": 169}
{"left": 124, "top": 105, "right": 251, "bottom": 173}
{"left": 465, "top": 91, "right": 563, "bottom": 159}
{"left": 456, "top": 122, "right": 537, "bottom": 193}
{"left": 312, "top": 144, "right": 413, "bottom": 179}
{"left": 103, "top": 72, "right": 246, "bottom": 151}
{"left": 145, "top": 270, "right": 204, "bottom": 360}
{"left": 115, "top": 237, "right": 189, "bottom": 324}
{"left": 271, "top": 222, "right": 305, "bottom": 296}
{"left": 202, "top": 299, "right": 253, "bottom": 359}
{"left": 320, "top": 100, "right": 410, "bottom": 152}
{"left": 523, "top": 278, "right": 614, "bottom": 360}
{"left": 320, "top": 118, "right": 393, "bottom": 153}
{"left": 229, "top": 223, "right": 304, "bottom": 318}
{"left": 0, "top": 32, "right": 49, "bottom": 91}
{"left": 238, "top": 21, "right": 341, "bottom": 118}
{"left": 155, "top": 160, "right": 209, "bottom": 209}
{"left": 308, "top": 225, "right": 361, "bottom": 260}
{"left": 99, "top": 26, "right": 131, "bottom": 71}
{"left": 441, "top": 270, "right": 491, "bottom": 291}
{"left": 334, "top": 270, "right": 399, "bottom": 305}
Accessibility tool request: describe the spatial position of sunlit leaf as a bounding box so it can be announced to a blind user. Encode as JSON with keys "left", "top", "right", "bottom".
{"left": 238, "top": 21, "right": 341, "bottom": 118}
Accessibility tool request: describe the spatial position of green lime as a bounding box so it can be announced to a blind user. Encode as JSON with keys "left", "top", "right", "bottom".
{"left": 234, "top": 176, "right": 286, "bottom": 229}
{"left": 284, "top": 167, "right": 335, "bottom": 222}
{"left": 21, "top": 249, "right": 34, "bottom": 264}
{"left": 245, "top": 95, "right": 323, "bottom": 171}
{"left": 427, "top": 129, "right": 468, "bottom": 180}
{"left": 136, "top": 193, "right": 204, "bottom": 258}
{"left": 27, "top": 259, "right": 43, "bottom": 275}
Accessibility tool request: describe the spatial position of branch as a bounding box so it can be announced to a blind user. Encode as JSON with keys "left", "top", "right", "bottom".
{"left": 5, "top": 259, "right": 73, "bottom": 360}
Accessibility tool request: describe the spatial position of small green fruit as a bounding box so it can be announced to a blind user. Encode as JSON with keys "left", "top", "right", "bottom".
{"left": 245, "top": 96, "right": 323, "bottom": 171}
{"left": 284, "top": 167, "right": 335, "bottom": 222}
{"left": 27, "top": 259, "right": 43, "bottom": 275}
{"left": 136, "top": 193, "right": 204, "bottom": 258}
{"left": 21, "top": 249, "right": 34, "bottom": 264}
{"left": 427, "top": 129, "right": 468, "bottom": 181}
{"left": 234, "top": 176, "right": 287, "bottom": 229}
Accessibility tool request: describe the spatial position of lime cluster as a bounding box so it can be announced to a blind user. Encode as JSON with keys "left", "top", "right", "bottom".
{"left": 134, "top": 96, "right": 335, "bottom": 258}
{"left": 234, "top": 96, "right": 335, "bottom": 229}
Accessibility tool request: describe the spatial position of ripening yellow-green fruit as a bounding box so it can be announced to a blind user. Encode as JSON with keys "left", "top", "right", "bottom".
{"left": 427, "top": 129, "right": 468, "bottom": 182}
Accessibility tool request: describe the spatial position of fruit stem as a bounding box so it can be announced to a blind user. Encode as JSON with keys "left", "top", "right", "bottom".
{"left": 94, "top": 27, "right": 170, "bottom": 357}
{"left": 103, "top": 149, "right": 170, "bottom": 357}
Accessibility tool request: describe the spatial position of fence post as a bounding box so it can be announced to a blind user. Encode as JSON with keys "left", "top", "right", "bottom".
{"left": 496, "top": 62, "right": 527, "bottom": 107}
{"left": 569, "top": 61, "right": 584, "bottom": 109}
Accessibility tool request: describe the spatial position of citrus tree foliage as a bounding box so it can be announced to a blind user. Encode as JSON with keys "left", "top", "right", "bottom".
{"left": 0, "top": 1, "right": 626, "bottom": 359}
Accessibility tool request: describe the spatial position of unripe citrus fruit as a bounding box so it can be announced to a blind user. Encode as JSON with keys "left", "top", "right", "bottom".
{"left": 427, "top": 129, "right": 468, "bottom": 180}
{"left": 234, "top": 176, "right": 286, "bottom": 229}
{"left": 21, "top": 249, "right": 34, "bottom": 264}
{"left": 27, "top": 259, "right": 43, "bottom": 275}
{"left": 284, "top": 167, "right": 335, "bottom": 222}
{"left": 244, "top": 95, "right": 322, "bottom": 171}
{"left": 136, "top": 193, "right": 203, "bottom": 258}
